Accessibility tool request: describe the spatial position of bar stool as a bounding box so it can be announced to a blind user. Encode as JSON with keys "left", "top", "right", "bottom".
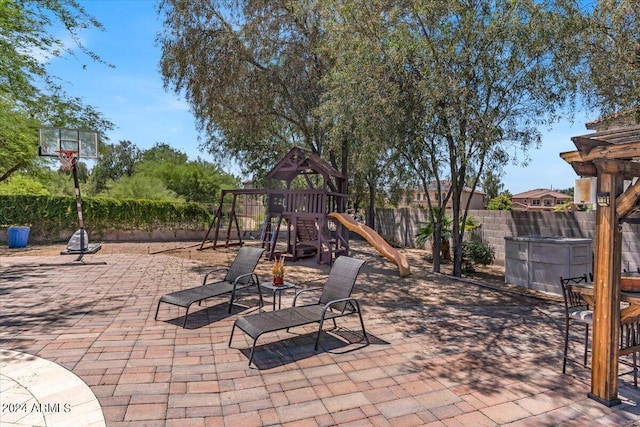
{"left": 560, "top": 275, "right": 592, "bottom": 374}
{"left": 619, "top": 316, "right": 639, "bottom": 387}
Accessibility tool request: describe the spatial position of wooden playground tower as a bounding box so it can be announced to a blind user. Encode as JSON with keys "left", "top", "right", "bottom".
{"left": 200, "top": 147, "right": 350, "bottom": 264}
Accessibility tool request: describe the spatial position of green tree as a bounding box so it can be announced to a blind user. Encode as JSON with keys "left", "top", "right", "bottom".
{"left": 486, "top": 193, "right": 513, "bottom": 210}
{"left": 135, "top": 143, "right": 238, "bottom": 203}
{"left": 0, "top": 174, "right": 49, "bottom": 195}
{"left": 141, "top": 143, "right": 188, "bottom": 164}
{"left": 158, "top": 0, "right": 338, "bottom": 178}
{"left": 323, "top": 0, "right": 586, "bottom": 276}
{"left": 32, "top": 167, "right": 77, "bottom": 197}
{"left": 0, "top": 99, "right": 39, "bottom": 182}
{"left": 136, "top": 158, "right": 238, "bottom": 204}
{"left": 481, "top": 171, "right": 504, "bottom": 201}
{"left": 88, "top": 140, "right": 141, "bottom": 195}
{"left": 557, "top": 187, "right": 574, "bottom": 197}
{"left": 0, "top": 0, "right": 113, "bottom": 183}
{"left": 580, "top": 1, "right": 640, "bottom": 114}
{"left": 415, "top": 210, "right": 480, "bottom": 261}
{"left": 320, "top": 4, "right": 427, "bottom": 227}
{"left": 104, "top": 175, "right": 181, "bottom": 202}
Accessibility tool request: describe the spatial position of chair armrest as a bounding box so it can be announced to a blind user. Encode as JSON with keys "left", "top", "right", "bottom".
{"left": 292, "top": 287, "right": 323, "bottom": 307}
{"left": 202, "top": 267, "right": 229, "bottom": 285}
{"left": 322, "top": 297, "right": 361, "bottom": 314}
{"left": 232, "top": 272, "right": 260, "bottom": 287}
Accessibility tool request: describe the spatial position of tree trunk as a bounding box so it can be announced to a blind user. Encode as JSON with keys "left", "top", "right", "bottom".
{"left": 431, "top": 239, "right": 451, "bottom": 261}
{"left": 432, "top": 227, "right": 442, "bottom": 273}
{"left": 441, "top": 239, "right": 451, "bottom": 261}
{"left": 367, "top": 187, "right": 376, "bottom": 229}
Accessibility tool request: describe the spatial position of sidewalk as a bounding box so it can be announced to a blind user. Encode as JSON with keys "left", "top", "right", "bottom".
{"left": 1, "top": 244, "right": 639, "bottom": 426}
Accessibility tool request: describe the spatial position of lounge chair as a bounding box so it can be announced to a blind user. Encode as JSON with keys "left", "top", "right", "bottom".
{"left": 155, "top": 246, "right": 264, "bottom": 327}
{"left": 229, "top": 256, "right": 369, "bottom": 366}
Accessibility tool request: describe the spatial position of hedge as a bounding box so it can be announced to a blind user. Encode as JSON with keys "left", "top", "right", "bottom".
{"left": 0, "top": 195, "right": 212, "bottom": 237}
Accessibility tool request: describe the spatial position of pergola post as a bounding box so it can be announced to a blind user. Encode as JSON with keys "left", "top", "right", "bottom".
{"left": 589, "top": 171, "right": 624, "bottom": 406}
{"left": 560, "top": 122, "right": 640, "bottom": 406}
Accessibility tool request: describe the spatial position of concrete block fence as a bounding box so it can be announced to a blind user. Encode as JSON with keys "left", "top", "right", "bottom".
{"left": 3, "top": 208, "right": 638, "bottom": 271}
{"left": 375, "top": 208, "right": 640, "bottom": 269}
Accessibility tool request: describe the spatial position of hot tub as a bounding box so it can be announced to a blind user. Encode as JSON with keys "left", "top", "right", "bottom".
{"left": 505, "top": 236, "right": 593, "bottom": 294}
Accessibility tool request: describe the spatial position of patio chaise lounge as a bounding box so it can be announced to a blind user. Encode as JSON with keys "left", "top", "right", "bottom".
{"left": 155, "top": 246, "right": 264, "bottom": 327}
{"left": 229, "top": 256, "right": 369, "bottom": 366}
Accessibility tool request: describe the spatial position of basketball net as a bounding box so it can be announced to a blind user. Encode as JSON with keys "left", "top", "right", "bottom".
{"left": 57, "top": 150, "right": 78, "bottom": 171}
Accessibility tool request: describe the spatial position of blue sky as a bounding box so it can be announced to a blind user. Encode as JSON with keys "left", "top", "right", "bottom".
{"left": 47, "top": 0, "right": 594, "bottom": 195}
{"left": 47, "top": 1, "right": 210, "bottom": 166}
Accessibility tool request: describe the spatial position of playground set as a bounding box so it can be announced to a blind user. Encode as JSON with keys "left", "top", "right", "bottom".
{"left": 34, "top": 134, "right": 409, "bottom": 275}
{"left": 200, "top": 147, "right": 410, "bottom": 277}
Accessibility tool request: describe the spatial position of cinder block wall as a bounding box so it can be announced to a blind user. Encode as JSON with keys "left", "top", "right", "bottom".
{"left": 375, "top": 208, "right": 640, "bottom": 269}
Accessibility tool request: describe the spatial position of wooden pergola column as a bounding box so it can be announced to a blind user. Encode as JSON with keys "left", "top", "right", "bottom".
{"left": 589, "top": 170, "right": 624, "bottom": 406}
{"left": 560, "top": 123, "right": 640, "bottom": 406}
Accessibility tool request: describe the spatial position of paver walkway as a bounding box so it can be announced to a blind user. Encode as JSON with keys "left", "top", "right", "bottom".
{"left": 1, "top": 243, "right": 639, "bottom": 426}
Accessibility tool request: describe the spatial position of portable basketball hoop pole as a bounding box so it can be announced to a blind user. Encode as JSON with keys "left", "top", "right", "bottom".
{"left": 69, "top": 154, "right": 87, "bottom": 258}
{"left": 57, "top": 151, "right": 102, "bottom": 260}
{"left": 39, "top": 127, "right": 102, "bottom": 261}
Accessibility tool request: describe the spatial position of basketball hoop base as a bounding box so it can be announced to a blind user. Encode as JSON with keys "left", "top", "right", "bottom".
{"left": 60, "top": 228, "right": 102, "bottom": 255}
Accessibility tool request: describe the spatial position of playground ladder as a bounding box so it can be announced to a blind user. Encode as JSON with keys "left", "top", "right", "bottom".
{"left": 260, "top": 213, "right": 283, "bottom": 259}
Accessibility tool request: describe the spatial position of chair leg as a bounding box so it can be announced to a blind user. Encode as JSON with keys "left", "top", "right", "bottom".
{"left": 583, "top": 324, "right": 589, "bottom": 367}
{"left": 183, "top": 305, "right": 191, "bottom": 328}
{"left": 256, "top": 283, "right": 264, "bottom": 310}
{"left": 634, "top": 352, "right": 638, "bottom": 388}
{"left": 154, "top": 300, "right": 162, "bottom": 320}
{"left": 562, "top": 319, "right": 570, "bottom": 374}
{"left": 248, "top": 337, "right": 259, "bottom": 366}
{"left": 356, "top": 310, "right": 370, "bottom": 345}
{"left": 315, "top": 317, "right": 326, "bottom": 351}
{"left": 228, "top": 289, "right": 236, "bottom": 313}
{"left": 228, "top": 322, "right": 236, "bottom": 347}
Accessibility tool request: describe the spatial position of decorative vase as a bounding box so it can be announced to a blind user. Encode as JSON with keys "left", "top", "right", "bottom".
{"left": 273, "top": 276, "right": 284, "bottom": 286}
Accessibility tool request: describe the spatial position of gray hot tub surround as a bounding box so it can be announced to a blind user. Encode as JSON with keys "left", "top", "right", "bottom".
{"left": 505, "top": 235, "right": 593, "bottom": 294}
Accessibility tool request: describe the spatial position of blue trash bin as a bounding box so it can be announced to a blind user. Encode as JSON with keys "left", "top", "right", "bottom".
{"left": 8, "top": 226, "right": 30, "bottom": 248}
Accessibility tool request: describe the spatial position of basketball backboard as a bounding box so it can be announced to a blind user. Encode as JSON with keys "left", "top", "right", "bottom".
{"left": 38, "top": 127, "right": 98, "bottom": 159}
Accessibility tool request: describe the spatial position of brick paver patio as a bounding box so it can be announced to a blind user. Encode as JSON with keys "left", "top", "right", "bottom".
{"left": 1, "top": 242, "right": 639, "bottom": 426}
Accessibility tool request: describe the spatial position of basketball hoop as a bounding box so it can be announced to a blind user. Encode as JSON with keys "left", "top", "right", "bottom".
{"left": 57, "top": 150, "right": 78, "bottom": 170}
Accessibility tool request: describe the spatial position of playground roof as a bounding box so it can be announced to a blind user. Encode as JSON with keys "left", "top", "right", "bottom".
{"left": 266, "top": 147, "right": 345, "bottom": 184}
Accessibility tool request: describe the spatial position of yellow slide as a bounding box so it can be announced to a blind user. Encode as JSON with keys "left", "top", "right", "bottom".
{"left": 328, "top": 212, "right": 411, "bottom": 277}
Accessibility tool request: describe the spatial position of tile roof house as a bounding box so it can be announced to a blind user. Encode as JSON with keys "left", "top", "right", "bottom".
{"left": 400, "top": 181, "right": 486, "bottom": 210}
{"left": 585, "top": 106, "right": 639, "bottom": 131}
{"left": 511, "top": 188, "right": 572, "bottom": 211}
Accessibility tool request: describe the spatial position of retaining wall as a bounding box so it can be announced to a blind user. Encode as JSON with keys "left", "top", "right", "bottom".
{"left": 375, "top": 208, "right": 640, "bottom": 269}
{"left": 3, "top": 209, "right": 639, "bottom": 271}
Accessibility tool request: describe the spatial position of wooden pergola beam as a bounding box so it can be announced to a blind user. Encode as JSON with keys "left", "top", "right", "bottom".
{"left": 561, "top": 141, "right": 640, "bottom": 163}
{"left": 616, "top": 178, "right": 640, "bottom": 219}
{"left": 560, "top": 151, "right": 640, "bottom": 178}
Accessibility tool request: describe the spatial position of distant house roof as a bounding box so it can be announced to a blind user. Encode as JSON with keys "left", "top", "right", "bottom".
{"left": 585, "top": 107, "right": 640, "bottom": 131}
{"left": 421, "top": 180, "right": 486, "bottom": 195}
{"left": 512, "top": 188, "right": 572, "bottom": 199}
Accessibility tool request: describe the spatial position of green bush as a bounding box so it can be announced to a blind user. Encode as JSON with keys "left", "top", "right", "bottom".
{"left": 462, "top": 240, "right": 495, "bottom": 267}
{"left": 0, "top": 195, "right": 211, "bottom": 237}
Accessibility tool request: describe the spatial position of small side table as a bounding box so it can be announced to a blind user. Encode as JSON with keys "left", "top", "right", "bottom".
{"left": 261, "top": 281, "right": 296, "bottom": 310}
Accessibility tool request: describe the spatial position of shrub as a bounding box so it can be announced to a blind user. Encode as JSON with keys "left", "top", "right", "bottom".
{"left": 462, "top": 240, "right": 495, "bottom": 267}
